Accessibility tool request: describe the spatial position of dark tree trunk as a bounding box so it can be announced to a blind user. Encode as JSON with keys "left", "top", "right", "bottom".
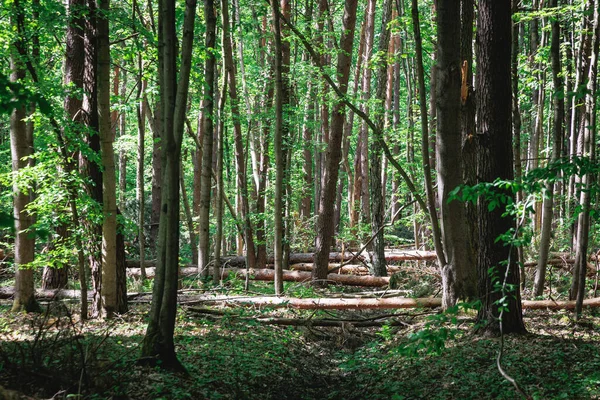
{"left": 475, "top": 0, "right": 526, "bottom": 335}
{"left": 436, "top": 0, "right": 477, "bottom": 307}
{"left": 312, "top": 0, "right": 358, "bottom": 284}
{"left": 142, "top": 0, "right": 197, "bottom": 370}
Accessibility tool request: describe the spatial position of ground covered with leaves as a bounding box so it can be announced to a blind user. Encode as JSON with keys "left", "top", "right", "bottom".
{"left": 1, "top": 290, "right": 600, "bottom": 400}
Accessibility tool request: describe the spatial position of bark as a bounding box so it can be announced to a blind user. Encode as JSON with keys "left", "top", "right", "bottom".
{"left": 312, "top": 0, "right": 358, "bottom": 284}
{"left": 570, "top": 1, "right": 599, "bottom": 319}
{"left": 118, "top": 66, "right": 127, "bottom": 211}
{"left": 475, "top": 0, "right": 526, "bottom": 335}
{"left": 83, "top": 0, "right": 103, "bottom": 317}
{"left": 359, "top": 0, "right": 377, "bottom": 226}
{"left": 223, "top": 0, "right": 256, "bottom": 271}
{"left": 511, "top": 0, "right": 525, "bottom": 289}
{"left": 127, "top": 250, "right": 438, "bottom": 269}
{"left": 10, "top": 5, "right": 38, "bottom": 312}
{"left": 130, "top": 267, "right": 390, "bottom": 287}
{"left": 534, "top": 0, "right": 564, "bottom": 297}
{"left": 369, "top": 0, "right": 392, "bottom": 277}
{"left": 411, "top": 0, "right": 447, "bottom": 271}
{"left": 436, "top": 0, "right": 477, "bottom": 308}
{"left": 185, "top": 296, "right": 600, "bottom": 311}
{"left": 197, "top": 0, "right": 217, "bottom": 275}
{"left": 98, "top": 0, "right": 118, "bottom": 319}
{"left": 272, "top": 0, "right": 285, "bottom": 294}
{"left": 142, "top": 0, "right": 197, "bottom": 371}
{"left": 136, "top": 75, "right": 147, "bottom": 280}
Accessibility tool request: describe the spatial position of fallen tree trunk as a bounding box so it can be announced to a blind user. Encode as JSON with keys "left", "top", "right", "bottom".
{"left": 185, "top": 295, "right": 600, "bottom": 310}
{"left": 289, "top": 263, "right": 407, "bottom": 275}
{"left": 185, "top": 296, "right": 442, "bottom": 309}
{"left": 126, "top": 267, "right": 390, "bottom": 287}
{"left": 0, "top": 287, "right": 86, "bottom": 300}
{"left": 126, "top": 250, "right": 439, "bottom": 269}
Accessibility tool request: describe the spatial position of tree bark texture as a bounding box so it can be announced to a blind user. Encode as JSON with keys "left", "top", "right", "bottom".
{"left": 312, "top": 0, "right": 358, "bottom": 284}
{"left": 436, "top": 0, "right": 477, "bottom": 308}
{"left": 10, "top": 8, "right": 38, "bottom": 312}
{"left": 475, "top": 0, "right": 526, "bottom": 335}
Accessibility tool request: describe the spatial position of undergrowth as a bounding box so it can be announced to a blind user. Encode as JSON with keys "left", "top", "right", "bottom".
{"left": 1, "top": 300, "right": 600, "bottom": 399}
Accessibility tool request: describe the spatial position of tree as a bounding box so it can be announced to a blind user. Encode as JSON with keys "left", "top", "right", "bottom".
{"left": 197, "top": 0, "right": 216, "bottom": 276}
{"left": 475, "top": 0, "right": 526, "bottom": 335}
{"left": 97, "top": 0, "right": 118, "bottom": 318}
{"left": 9, "top": 0, "right": 39, "bottom": 313}
{"left": 312, "top": 0, "right": 359, "bottom": 284}
{"left": 436, "top": 0, "right": 477, "bottom": 307}
{"left": 142, "top": 0, "right": 197, "bottom": 369}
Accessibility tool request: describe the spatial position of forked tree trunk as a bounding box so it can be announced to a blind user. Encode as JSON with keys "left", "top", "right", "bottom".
{"left": 142, "top": 0, "right": 197, "bottom": 371}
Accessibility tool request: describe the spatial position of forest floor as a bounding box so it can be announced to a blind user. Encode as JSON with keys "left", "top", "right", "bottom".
{"left": 1, "top": 275, "right": 600, "bottom": 399}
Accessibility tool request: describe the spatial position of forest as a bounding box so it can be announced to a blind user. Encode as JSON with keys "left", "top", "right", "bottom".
{"left": 1, "top": 0, "right": 600, "bottom": 398}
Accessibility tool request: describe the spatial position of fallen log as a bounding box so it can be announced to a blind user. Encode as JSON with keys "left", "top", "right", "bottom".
{"left": 126, "top": 250, "right": 439, "bottom": 269}
{"left": 289, "top": 263, "right": 405, "bottom": 275}
{"left": 186, "top": 295, "right": 600, "bottom": 311}
{"left": 0, "top": 287, "right": 85, "bottom": 300}
{"left": 126, "top": 267, "right": 390, "bottom": 287}
{"left": 185, "top": 296, "right": 442, "bottom": 309}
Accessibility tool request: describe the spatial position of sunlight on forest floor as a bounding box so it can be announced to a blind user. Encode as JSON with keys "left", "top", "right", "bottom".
{"left": 1, "top": 294, "right": 600, "bottom": 399}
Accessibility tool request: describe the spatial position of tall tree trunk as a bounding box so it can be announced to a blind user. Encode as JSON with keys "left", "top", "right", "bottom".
{"left": 476, "top": 0, "right": 526, "bottom": 335}
{"left": 137, "top": 75, "right": 147, "bottom": 280}
{"left": 411, "top": 0, "right": 447, "bottom": 272}
{"left": 312, "top": 0, "right": 358, "bottom": 284}
{"left": 83, "top": 0, "right": 104, "bottom": 317}
{"left": 571, "top": 0, "right": 599, "bottom": 319}
{"left": 197, "top": 0, "right": 217, "bottom": 276}
{"left": 436, "top": 0, "right": 477, "bottom": 308}
{"left": 223, "top": 0, "right": 257, "bottom": 271}
{"left": 369, "top": 0, "right": 392, "bottom": 277}
{"left": 98, "top": 0, "right": 118, "bottom": 319}
{"left": 142, "top": 0, "right": 197, "bottom": 370}
{"left": 511, "top": 0, "right": 525, "bottom": 290}
{"left": 534, "top": 0, "right": 564, "bottom": 297}
{"left": 118, "top": 68, "right": 128, "bottom": 211}
{"left": 359, "top": 0, "right": 376, "bottom": 226}
{"left": 272, "top": 0, "right": 285, "bottom": 294}
{"left": 10, "top": 3, "right": 39, "bottom": 312}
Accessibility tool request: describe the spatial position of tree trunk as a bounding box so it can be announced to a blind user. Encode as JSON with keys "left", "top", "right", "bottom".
{"left": 136, "top": 73, "right": 147, "bottom": 280}
{"left": 197, "top": 0, "right": 217, "bottom": 276}
{"left": 141, "top": 0, "right": 197, "bottom": 371}
{"left": 312, "top": 0, "right": 359, "bottom": 285}
{"left": 475, "top": 0, "right": 526, "bottom": 335}
{"left": 436, "top": 0, "right": 477, "bottom": 308}
{"left": 534, "top": 0, "right": 564, "bottom": 297}
{"left": 369, "top": 0, "right": 392, "bottom": 277}
{"left": 411, "top": 0, "right": 447, "bottom": 273}
{"left": 10, "top": 6, "right": 39, "bottom": 312}
{"left": 97, "top": 0, "right": 118, "bottom": 319}
{"left": 570, "top": 1, "right": 599, "bottom": 319}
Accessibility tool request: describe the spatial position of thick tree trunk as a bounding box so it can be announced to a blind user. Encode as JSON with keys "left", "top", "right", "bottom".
{"left": 10, "top": 13, "right": 38, "bottom": 312}
{"left": 312, "top": 0, "right": 358, "bottom": 284}
{"left": 475, "top": 0, "right": 526, "bottom": 335}
{"left": 97, "top": 0, "right": 117, "bottom": 319}
{"left": 436, "top": 0, "right": 477, "bottom": 308}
